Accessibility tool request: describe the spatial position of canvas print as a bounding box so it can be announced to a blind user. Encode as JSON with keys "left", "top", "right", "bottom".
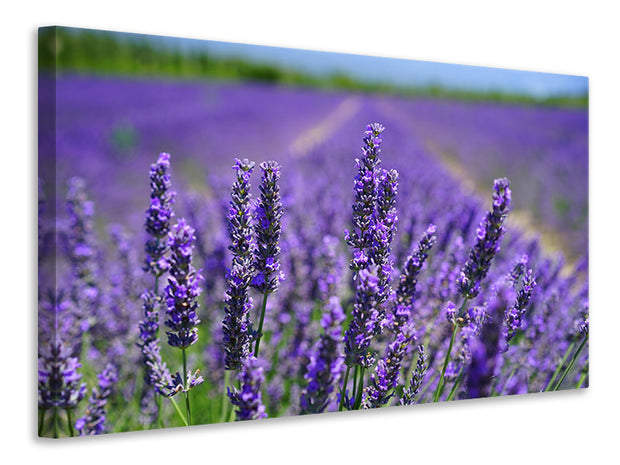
{"left": 37, "top": 26, "right": 589, "bottom": 438}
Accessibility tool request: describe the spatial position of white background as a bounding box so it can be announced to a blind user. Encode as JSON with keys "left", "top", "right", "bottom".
{"left": 2, "top": 1, "right": 617, "bottom": 463}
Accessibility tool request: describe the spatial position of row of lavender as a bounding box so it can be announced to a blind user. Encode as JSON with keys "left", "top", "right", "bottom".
{"left": 38, "top": 78, "right": 588, "bottom": 436}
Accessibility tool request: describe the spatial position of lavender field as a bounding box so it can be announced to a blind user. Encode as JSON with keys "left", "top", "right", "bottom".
{"left": 38, "top": 75, "right": 588, "bottom": 437}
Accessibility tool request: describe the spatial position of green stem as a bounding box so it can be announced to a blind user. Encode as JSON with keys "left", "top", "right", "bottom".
{"left": 253, "top": 292, "right": 269, "bottom": 357}
{"left": 182, "top": 349, "right": 191, "bottom": 426}
{"left": 66, "top": 409, "right": 75, "bottom": 437}
{"left": 168, "top": 397, "right": 189, "bottom": 427}
{"left": 554, "top": 335, "right": 588, "bottom": 391}
{"left": 351, "top": 366, "right": 359, "bottom": 404}
{"left": 576, "top": 364, "right": 589, "bottom": 389}
{"left": 220, "top": 370, "right": 231, "bottom": 423}
{"left": 339, "top": 366, "right": 351, "bottom": 411}
{"left": 38, "top": 408, "right": 46, "bottom": 436}
{"left": 434, "top": 324, "right": 459, "bottom": 402}
{"left": 354, "top": 367, "right": 366, "bottom": 409}
{"left": 53, "top": 407, "right": 59, "bottom": 438}
{"left": 544, "top": 340, "right": 576, "bottom": 392}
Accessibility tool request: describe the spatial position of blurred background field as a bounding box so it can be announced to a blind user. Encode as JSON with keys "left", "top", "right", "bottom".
{"left": 39, "top": 26, "right": 588, "bottom": 261}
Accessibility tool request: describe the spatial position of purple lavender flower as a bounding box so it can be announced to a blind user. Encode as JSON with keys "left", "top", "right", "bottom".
{"left": 505, "top": 269, "right": 537, "bottom": 342}
{"left": 345, "top": 123, "right": 385, "bottom": 275}
{"left": 66, "top": 177, "right": 99, "bottom": 334}
{"left": 344, "top": 266, "right": 382, "bottom": 368}
{"left": 392, "top": 224, "right": 437, "bottom": 329}
{"left": 371, "top": 168, "right": 399, "bottom": 328}
{"left": 400, "top": 345, "right": 428, "bottom": 406}
{"left": 167, "top": 369, "right": 204, "bottom": 397}
{"left": 227, "top": 355, "right": 267, "bottom": 421}
{"left": 363, "top": 324, "right": 415, "bottom": 408}
{"left": 137, "top": 291, "right": 172, "bottom": 396}
{"left": 75, "top": 364, "right": 118, "bottom": 435}
{"left": 457, "top": 178, "right": 511, "bottom": 300}
{"left": 164, "top": 219, "right": 203, "bottom": 350}
{"left": 144, "top": 152, "right": 175, "bottom": 278}
{"left": 38, "top": 341, "right": 87, "bottom": 411}
{"left": 300, "top": 296, "right": 346, "bottom": 414}
{"left": 252, "top": 160, "right": 284, "bottom": 294}
{"left": 223, "top": 158, "right": 256, "bottom": 371}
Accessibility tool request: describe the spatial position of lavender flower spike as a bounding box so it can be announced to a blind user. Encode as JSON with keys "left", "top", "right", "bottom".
{"left": 392, "top": 224, "right": 437, "bottom": 329}
{"left": 344, "top": 266, "right": 382, "bottom": 368}
{"left": 457, "top": 178, "right": 511, "bottom": 300}
{"left": 363, "top": 324, "right": 415, "bottom": 408}
{"left": 144, "top": 152, "right": 175, "bottom": 278}
{"left": 164, "top": 219, "right": 203, "bottom": 350}
{"left": 505, "top": 269, "right": 537, "bottom": 342}
{"left": 223, "top": 158, "right": 256, "bottom": 371}
{"left": 38, "top": 341, "right": 87, "bottom": 411}
{"left": 345, "top": 123, "right": 385, "bottom": 275}
{"left": 75, "top": 364, "right": 118, "bottom": 435}
{"left": 252, "top": 160, "right": 284, "bottom": 294}
{"left": 66, "top": 177, "right": 99, "bottom": 334}
{"left": 137, "top": 291, "right": 172, "bottom": 396}
{"left": 400, "top": 345, "right": 428, "bottom": 406}
{"left": 227, "top": 355, "right": 268, "bottom": 421}
{"left": 300, "top": 296, "right": 346, "bottom": 414}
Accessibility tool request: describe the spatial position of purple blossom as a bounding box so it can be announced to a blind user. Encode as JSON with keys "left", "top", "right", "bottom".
{"left": 66, "top": 177, "right": 99, "bottom": 334}
{"left": 392, "top": 224, "right": 437, "bottom": 329}
{"left": 364, "top": 324, "right": 415, "bottom": 408}
{"left": 345, "top": 123, "right": 385, "bottom": 275}
{"left": 75, "top": 364, "right": 118, "bottom": 435}
{"left": 344, "top": 266, "right": 382, "bottom": 368}
{"left": 38, "top": 341, "right": 87, "bottom": 411}
{"left": 144, "top": 152, "right": 176, "bottom": 278}
{"left": 227, "top": 355, "right": 267, "bottom": 421}
{"left": 400, "top": 345, "right": 428, "bottom": 406}
{"left": 137, "top": 291, "right": 172, "bottom": 396}
{"left": 505, "top": 269, "right": 537, "bottom": 342}
{"left": 457, "top": 178, "right": 512, "bottom": 300}
{"left": 164, "top": 219, "right": 203, "bottom": 350}
{"left": 223, "top": 158, "right": 256, "bottom": 371}
{"left": 300, "top": 296, "right": 345, "bottom": 414}
{"left": 252, "top": 160, "right": 284, "bottom": 294}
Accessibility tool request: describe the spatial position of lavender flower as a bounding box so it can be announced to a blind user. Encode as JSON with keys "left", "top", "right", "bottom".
{"left": 144, "top": 152, "right": 175, "bottom": 278}
{"left": 392, "top": 224, "right": 437, "bottom": 329}
{"left": 167, "top": 369, "right": 204, "bottom": 397}
{"left": 227, "top": 355, "right": 267, "bottom": 421}
{"left": 344, "top": 266, "right": 382, "bottom": 368}
{"left": 164, "top": 219, "right": 203, "bottom": 350}
{"left": 75, "top": 364, "right": 118, "bottom": 435}
{"left": 345, "top": 123, "right": 385, "bottom": 274}
{"left": 300, "top": 297, "right": 345, "bottom": 414}
{"left": 66, "top": 177, "right": 99, "bottom": 333}
{"left": 505, "top": 269, "right": 537, "bottom": 342}
{"left": 363, "top": 324, "right": 415, "bottom": 408}
{"left": 137, "top": 291, "right": 172, "bottom": 396}
{"left": 457, "top": 178, "right": 511, "bottom": 300}
{"left": 400, "top": 345, "right": 428, "bottom": 406}
{"left": 38, "top": 341, "right": 87, "bottom": 411}
{"left": 371, "top": 168, "right": 399, "bottom": 326}
{"left": 223, "top": 158, "right": 256, "bottom": 371}
{"left": 252, "top": 160, "right": 284, "bottom": 294}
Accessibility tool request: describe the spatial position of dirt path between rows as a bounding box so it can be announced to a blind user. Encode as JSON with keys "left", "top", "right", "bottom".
{"left": 288, "top": 96, "right": 363, "bottom": 157}
{"left": 374, "top": 98, "right": 580, "bottom": 276}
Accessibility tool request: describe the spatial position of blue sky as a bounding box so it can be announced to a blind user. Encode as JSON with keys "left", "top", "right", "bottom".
{"left": 122, "top": 30, "right": 589, "bottom": 97}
